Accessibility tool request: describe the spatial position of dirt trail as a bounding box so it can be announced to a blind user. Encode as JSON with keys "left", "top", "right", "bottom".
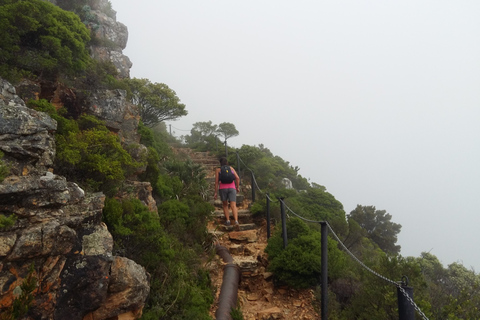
{"left": 179, "top": 148, "right": 320, "bottom": 319}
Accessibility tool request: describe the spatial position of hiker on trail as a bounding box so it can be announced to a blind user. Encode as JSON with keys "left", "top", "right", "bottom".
{"left": 214, "top": 157, "right": 240, "bottom": 226}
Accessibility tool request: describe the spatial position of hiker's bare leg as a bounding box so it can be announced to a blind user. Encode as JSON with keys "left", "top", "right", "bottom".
{"left": 222, "top": 201, "right": 230, "bottom": 221}
{"left": 230, "top": 201, "right": 238, "bottom": 223}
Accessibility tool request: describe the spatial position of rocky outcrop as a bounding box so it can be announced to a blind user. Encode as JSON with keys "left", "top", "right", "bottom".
{"left": 0, "top": 79, "right": 56, "bottom": 176}
{"left": 88, "top": 0, "right": 132, "bottom": 78}
{"left": 0, "top": 78, "right": 150, "bottom": 319}
{"left": 46, "top": 0, "right": 132, "bottom": 78}
{"left": 81, "top": 89, "right": 141, "bottom": 144}
{"left": 117, "top": 181, "right": 157, "bottom": 213}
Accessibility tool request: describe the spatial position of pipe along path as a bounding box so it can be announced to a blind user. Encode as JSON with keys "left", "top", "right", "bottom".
{"left": 215, "top": 244, "right": 241, "bottom": 320}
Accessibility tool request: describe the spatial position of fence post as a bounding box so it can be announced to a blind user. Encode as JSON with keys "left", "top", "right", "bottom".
{"left": 320, "top": 222, "right": 328, "bottom": 320}
{"left": 279, "top": 198, "right": 287, "bottom": 248}
{"left": 266, "top": 193, "right": 271, "bottom": 239}
{"left": 398, "top": 277, "right": 415, "bottom": 320}
{"left": 251, "top": 171, "right": 256, "bottom": 203}
{"left": 236, "top": 152, "right": 241, "bottom": 186}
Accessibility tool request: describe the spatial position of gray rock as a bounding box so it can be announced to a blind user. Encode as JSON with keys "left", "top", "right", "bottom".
{"left": 0, "top": 77, "right": 149, "bottom": 319}
{"left": 0, "top": 78, "right": 57, "bottom": 175}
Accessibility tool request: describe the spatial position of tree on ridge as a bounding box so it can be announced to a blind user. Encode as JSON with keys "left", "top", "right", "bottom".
{"left": 124, "top": 78, "right": 187, "bottom": 127}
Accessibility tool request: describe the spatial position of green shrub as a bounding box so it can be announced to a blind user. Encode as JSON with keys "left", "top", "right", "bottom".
{"left": 54, "top": 115, "right": 144, "bottom": 193}
{"left": 158, "top": 199, "right": 190, "bottom": 229}
{"left": 163, "top": 159, "right": 208, "bottom": 198}
{"left": 154, "top": 174, "right": 183, "bottom": 200}
{"left": 26, "top": 100, "right": 143, "bottom": 194}
{"left": 138, "top": 121, "right": 173, "bottom": 157}
{"left": 0, "top": 214, "right": 16, "bottom": 229}
{"left": 266, "top": 218, "right": 347, "bottom": 288}
{"left": 103, "top": 198, "right": 213, "bottom": 320}
{"left": 78, "top": 60, "right": 128, "bottom": 90}
{"left": 0, "top": 0, "right": 91, "bottom": 81}
{"left": 157, "top": 197, "right": 213, "bottom": 246}
{"left": 103, "top": 198, "right": 174, "bottom": 266}
{"left": 27, "top": 99, "right": 78, "bottom": 135}
{"left": 26, "top": 99, "right": 56, "bottom": 115}
{"left": 231, "top": 306, "right": 245, "bottom": 320}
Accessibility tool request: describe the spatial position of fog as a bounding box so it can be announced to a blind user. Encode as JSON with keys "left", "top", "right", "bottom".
{"left": 110, "top": 0, "right": 480, "bottom": 270}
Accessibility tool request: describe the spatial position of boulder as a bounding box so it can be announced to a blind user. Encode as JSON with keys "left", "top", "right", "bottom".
{"left": 83, "top": 257, "right": 150, "bottom": 320}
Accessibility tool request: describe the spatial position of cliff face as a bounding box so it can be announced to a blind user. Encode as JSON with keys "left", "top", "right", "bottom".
{"left": 0, "top": 78, "right": 150, "bottom": 319}
{"left": 87, "top": 0, "right": 132, "bottom": 79}
{"left": 0, "top": 1, "right": 153, "bottom": 319}
{"left": 47, "top": 0, "right": 132, "bottom": 78}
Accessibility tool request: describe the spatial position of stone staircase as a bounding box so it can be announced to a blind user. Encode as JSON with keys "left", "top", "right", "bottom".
{"left": 177, "top": 147, "right": 319, "bottom": 319}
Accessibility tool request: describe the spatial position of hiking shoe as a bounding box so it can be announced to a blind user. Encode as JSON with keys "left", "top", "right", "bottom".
{"left": 225, "top": 220, "right": 231, "bottom": 226}
{"left": 234, "top": 221, "right": 239, "bottom": 230}
{"left": 235, "top": 221, "right": 239, "bottom": 226}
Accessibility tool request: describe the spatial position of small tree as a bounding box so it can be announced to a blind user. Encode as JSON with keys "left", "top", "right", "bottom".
{"left": 124, "top": 78, "right": 187, "bottom": 127}
{"left": 185, "top": 121, "right": 218, "bottom": 151}
{"left": 348, "top": 205, "right": 402, "bottom": 255}
{"left": 216, "top": 122, "right": 239, "bottom": 156}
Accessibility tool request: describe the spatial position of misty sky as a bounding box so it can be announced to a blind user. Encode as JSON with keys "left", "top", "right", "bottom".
{"left": 110, "top": 0, "right": 480, "bottom": 270}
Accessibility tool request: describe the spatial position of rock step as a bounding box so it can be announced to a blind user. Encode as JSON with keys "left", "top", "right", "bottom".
{"left": 207, "top": 230, "right": 225, "bottom": 237}
{"left": 229, "top": 229, "right": 258, "bottom": 243}
{"left": 213, "top": 209, "right": 251, "bottom": 217}
{"left": 213, "top": 210, "right": 252, "bottom": 224}
{"left": 233, "top": 256, "right": 259, "bottom": 278}
{"left": 218, "top": 223, "right": 257, "bottom": 232}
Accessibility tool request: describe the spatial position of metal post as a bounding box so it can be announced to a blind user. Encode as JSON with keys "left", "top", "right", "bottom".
{"left": 320, "top": 222, "right": 328, "bottom": 320}
{"left": 398, "top": 277, "right": 414, "bottom": 320}
{"left": 266, "top": 193, "right": 271, "bottom": 239}
{"left": 236, "top": 152, "right": 241, "bottom": 186}
{"left": 251, "top": 171, "right": 256, "bottom": 203}
{"left": 279, "top": 198, "right": 287, "bottom": 248}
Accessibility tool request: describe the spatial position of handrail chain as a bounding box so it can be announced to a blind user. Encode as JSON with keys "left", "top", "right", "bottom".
{"left": 237, "top": 153, "right": 429, "bottom": 320}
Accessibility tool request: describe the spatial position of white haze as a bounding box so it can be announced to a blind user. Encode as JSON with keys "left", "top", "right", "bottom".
{"left": 110, "top": 0, "right": 480, "bottom": 270}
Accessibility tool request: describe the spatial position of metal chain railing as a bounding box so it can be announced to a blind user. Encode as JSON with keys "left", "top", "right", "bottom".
{"left": 237, "top": 153, "right": 429, "bottom": 319}
{"left": 237, "top": 156, "right": 264, "bottom": 193}
{"left": 325, "top": 221, "right": 429, "bottom": 320}
{"left": 238, "top": 155, "right": 278, "bottom": 204}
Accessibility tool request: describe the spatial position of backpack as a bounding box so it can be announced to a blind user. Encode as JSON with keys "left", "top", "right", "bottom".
{"left": 219, "top": 165, "right": 235, "bottom": 184}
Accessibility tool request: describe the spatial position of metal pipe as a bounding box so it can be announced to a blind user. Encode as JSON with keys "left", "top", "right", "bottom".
{"left": 215, "top": 244, "right": 240, "bottom": 320}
